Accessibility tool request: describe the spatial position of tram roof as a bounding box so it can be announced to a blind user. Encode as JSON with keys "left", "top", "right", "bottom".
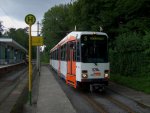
{"left": 50, "top": 31, "right": 108, "bottom": 52}
{"left": 0, "top": 38, "right": 27, "bottom": 52}
{"left": 70, "top": 31, "right": 108, "bottom": 36}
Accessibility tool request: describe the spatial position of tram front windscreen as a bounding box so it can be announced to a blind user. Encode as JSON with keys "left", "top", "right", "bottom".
{"left": 81, "top": 35, "right": 108, "bottom": 63}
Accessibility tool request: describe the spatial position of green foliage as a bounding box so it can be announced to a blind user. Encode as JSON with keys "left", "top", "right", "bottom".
{"left": 110, "top": 32, "right": 146, "bottom": 75}
{"left": 111, "top": 74, "right": 150, "bottom": 94}
{"left": 0, "top": 21, "right": 4, "bottom": 37}
{"left": 143, "top": 32, "right": 150, "bottom": 55}
{"left": 42, "top": 4, "right": 72, "bottom": 52}
{"left": 115, "top": 33, "right": 143, "bottom": 53}
{"left": 42, "top": 0, "right": 150, "bottom": 78}
{"left": 41, "top": 51, "right": 49, "bottom": 63}
{"left": 5, "top": 28, "right": 28, "bottom": 49}
{"left": 142, "top": 32, "right": 150, "bottom": 73}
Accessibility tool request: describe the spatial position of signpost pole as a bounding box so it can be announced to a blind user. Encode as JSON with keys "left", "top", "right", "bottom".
{"left": 25, "top": 14, "right": 36, "bottom": 106}
{"left": 25, "top": 14, "right": 43, "bottom": 106}
{"left": 29, "top": 25, "right": 32, "bottom": 105}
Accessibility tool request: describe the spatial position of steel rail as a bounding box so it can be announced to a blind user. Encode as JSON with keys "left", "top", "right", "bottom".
{"left": 105, "top": 95, "right": 136, "bottom": 113}
{"left": 81, "top": 93, "right": 109, "bottom": 113}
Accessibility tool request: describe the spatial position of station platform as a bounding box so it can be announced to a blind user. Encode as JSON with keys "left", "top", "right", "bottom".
{"left": 0, "top": 62, "right": 25, "bottom": 69}
{"left": 36, "top": 66, "right": 76, "bottom": 113}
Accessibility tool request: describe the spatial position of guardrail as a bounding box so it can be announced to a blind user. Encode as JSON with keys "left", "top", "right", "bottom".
{"left": 0, "top": 59, "right": 24, "bottom": 65}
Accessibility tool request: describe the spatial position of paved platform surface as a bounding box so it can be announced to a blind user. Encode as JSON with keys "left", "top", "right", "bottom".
{"left": 109, "top": 82, "right": 150, "bottom": 108}
{"left": 36, "top": 66, "right": 76, "bottom": 113}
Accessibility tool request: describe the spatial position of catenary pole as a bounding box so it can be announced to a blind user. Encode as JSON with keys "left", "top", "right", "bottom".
{"left": 37, "top": 21, "right": 40, "bottom": 73}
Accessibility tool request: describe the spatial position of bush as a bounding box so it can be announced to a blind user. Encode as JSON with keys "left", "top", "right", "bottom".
{"left": 109, "top": 32, "right": 144, "bottom": 76}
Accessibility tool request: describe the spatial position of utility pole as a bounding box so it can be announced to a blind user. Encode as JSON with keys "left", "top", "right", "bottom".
{"left": 37, "top": 21, "right": 40, "bottom": 73}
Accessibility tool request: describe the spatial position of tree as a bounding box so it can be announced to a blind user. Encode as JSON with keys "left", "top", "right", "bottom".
{"left": 42, "top": 4, "right": 71, "bottom": 52}
{"left": 110, "top": 32, "right": 144, "bottom": 75}
{"left": 0, "top": 21, "right": 4, "bottom": 37}
{"left": 5, "top": 28, "right": 28, "bottom": 49}
{"left": 41, "top": 0, "right": 150, "bottom": 76}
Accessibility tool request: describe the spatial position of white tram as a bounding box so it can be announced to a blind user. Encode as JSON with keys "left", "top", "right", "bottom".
{"left": 50, "top": 31, "right": 110, "bottom": 90}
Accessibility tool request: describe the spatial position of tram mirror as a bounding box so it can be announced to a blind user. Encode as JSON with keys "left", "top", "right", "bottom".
{"left": 81, "top": 43, "right": 85, "bottom": 46}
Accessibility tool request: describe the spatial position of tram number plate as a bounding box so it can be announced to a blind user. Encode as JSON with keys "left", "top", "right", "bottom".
{"left": 94, "top": 72, "right": 101, "bottom": 76}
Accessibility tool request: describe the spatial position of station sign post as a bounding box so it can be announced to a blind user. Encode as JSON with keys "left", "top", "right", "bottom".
{"left": 25, "top": 14, "right": 36, "bottom": 105}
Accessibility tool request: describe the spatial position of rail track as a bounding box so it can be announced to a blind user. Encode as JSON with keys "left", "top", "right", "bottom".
{"left": 82, "top": 92, "right": 136, "bottom": 113}
{"left": 50, "top": 66, "right": 150, "bottom": 113}
{"left": 80, "top": 89, "right": 150, "bottom": 113}
{"left": 0, "top": 66, "right": 27, "bottom": 105}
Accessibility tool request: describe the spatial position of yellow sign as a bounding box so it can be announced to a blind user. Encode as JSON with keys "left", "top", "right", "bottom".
{"left": 25, "top": 14, "right": 36, "bottom": 25}
{"left": 32, "top": 36, "right": 43, "bottom": 46}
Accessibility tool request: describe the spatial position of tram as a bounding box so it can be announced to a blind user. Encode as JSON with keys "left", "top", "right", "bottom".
{"left": 50, "top": 31, "right": 110, "bottom": 91}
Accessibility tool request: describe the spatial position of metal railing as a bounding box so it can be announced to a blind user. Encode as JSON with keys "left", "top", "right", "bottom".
{"left": 0, "top": 59, "right": 24, "bottom": 65}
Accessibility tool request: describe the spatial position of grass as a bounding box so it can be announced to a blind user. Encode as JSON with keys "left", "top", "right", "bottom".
{"left": 110, "top": 74, "right": 150, "bottom": 94}
{"left": 40, "top": 52, "right": 49, "bottom": 63}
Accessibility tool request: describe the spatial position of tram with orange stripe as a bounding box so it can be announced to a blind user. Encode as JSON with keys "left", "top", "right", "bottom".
{"left": 50, "top": 31, "right": 109, "bottom": 91}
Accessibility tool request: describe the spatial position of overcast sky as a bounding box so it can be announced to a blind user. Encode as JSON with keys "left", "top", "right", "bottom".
{"left": 0, "top": 0, "right": 71, "bottom": 35}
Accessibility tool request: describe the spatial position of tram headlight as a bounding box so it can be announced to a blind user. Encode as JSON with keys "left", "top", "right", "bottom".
{"left": 104, "top": 70, "right": 109, "bottom": 79}
{"left": 104, "top": 73, "right": 109, "bottom": 78}
{"left": 82, "top": 73, "right": 88, "bottom": 78}
{"left": 82, "top": 70, "right": 88, "bottom": 78}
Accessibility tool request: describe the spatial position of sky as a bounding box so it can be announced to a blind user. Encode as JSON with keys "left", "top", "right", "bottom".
{"left": 0, "top": 0, "right": 71, "bottom": 36}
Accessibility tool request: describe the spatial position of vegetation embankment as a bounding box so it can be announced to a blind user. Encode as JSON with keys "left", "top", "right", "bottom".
{"left": 110, "top": 74, "right": 150, "bottom": 94}
{"left": 41, "top": 0, "right": 150, "bottom": 93}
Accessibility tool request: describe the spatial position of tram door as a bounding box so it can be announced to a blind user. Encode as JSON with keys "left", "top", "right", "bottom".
{"left": 67, "top": 41, "right": 76, "bottom": 75}
{"left": 67, "top": 41, "right": 76, "bottom": 88}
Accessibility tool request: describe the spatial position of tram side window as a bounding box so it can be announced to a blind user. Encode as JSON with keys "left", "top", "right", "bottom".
{"left": 63, "top": 45, "right": 66, "bottom": 61}
{"left": 55, "top": 49, "right": 58, "bottom": 60}
{"left": 67, "top": 43, "right": 70, "bottom": 61}
{"left": 73, "top": 42, "right": 76, "bottom": 61}
{"left": 64, "top": 44, "right": 66, "bottom": 61}
{"left": 63, "top": 45, "right": 65, "bottom": 60}
{"left": 56, "top": 49, "right": 58, "bottom": 60}
{"left": 54, "top": 51, "right": 56, "bottom": 60}
{"left": 61, "top": 46, "right": 63, "bottom": 60}
{"left": 76, "top": 41, "right": 80, "bottom": 62}
{"left": 55, "top": 50, "right": 57, "bottom": 60}
{"left": 53, "top": 51, "right": 54, "bottom": 60}
{"left": 51, "top": 52, "right": 52, "bottom": 59}
{"left": 55, "top": 50, "right": 56, "bottom": 60}
{"left": 53, "top": 51, "right": 55, "bottom": 60}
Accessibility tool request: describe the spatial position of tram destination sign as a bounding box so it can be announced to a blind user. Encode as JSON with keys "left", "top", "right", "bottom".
{"left": 82, "top": 35, "right": 105, "bottom": 41}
